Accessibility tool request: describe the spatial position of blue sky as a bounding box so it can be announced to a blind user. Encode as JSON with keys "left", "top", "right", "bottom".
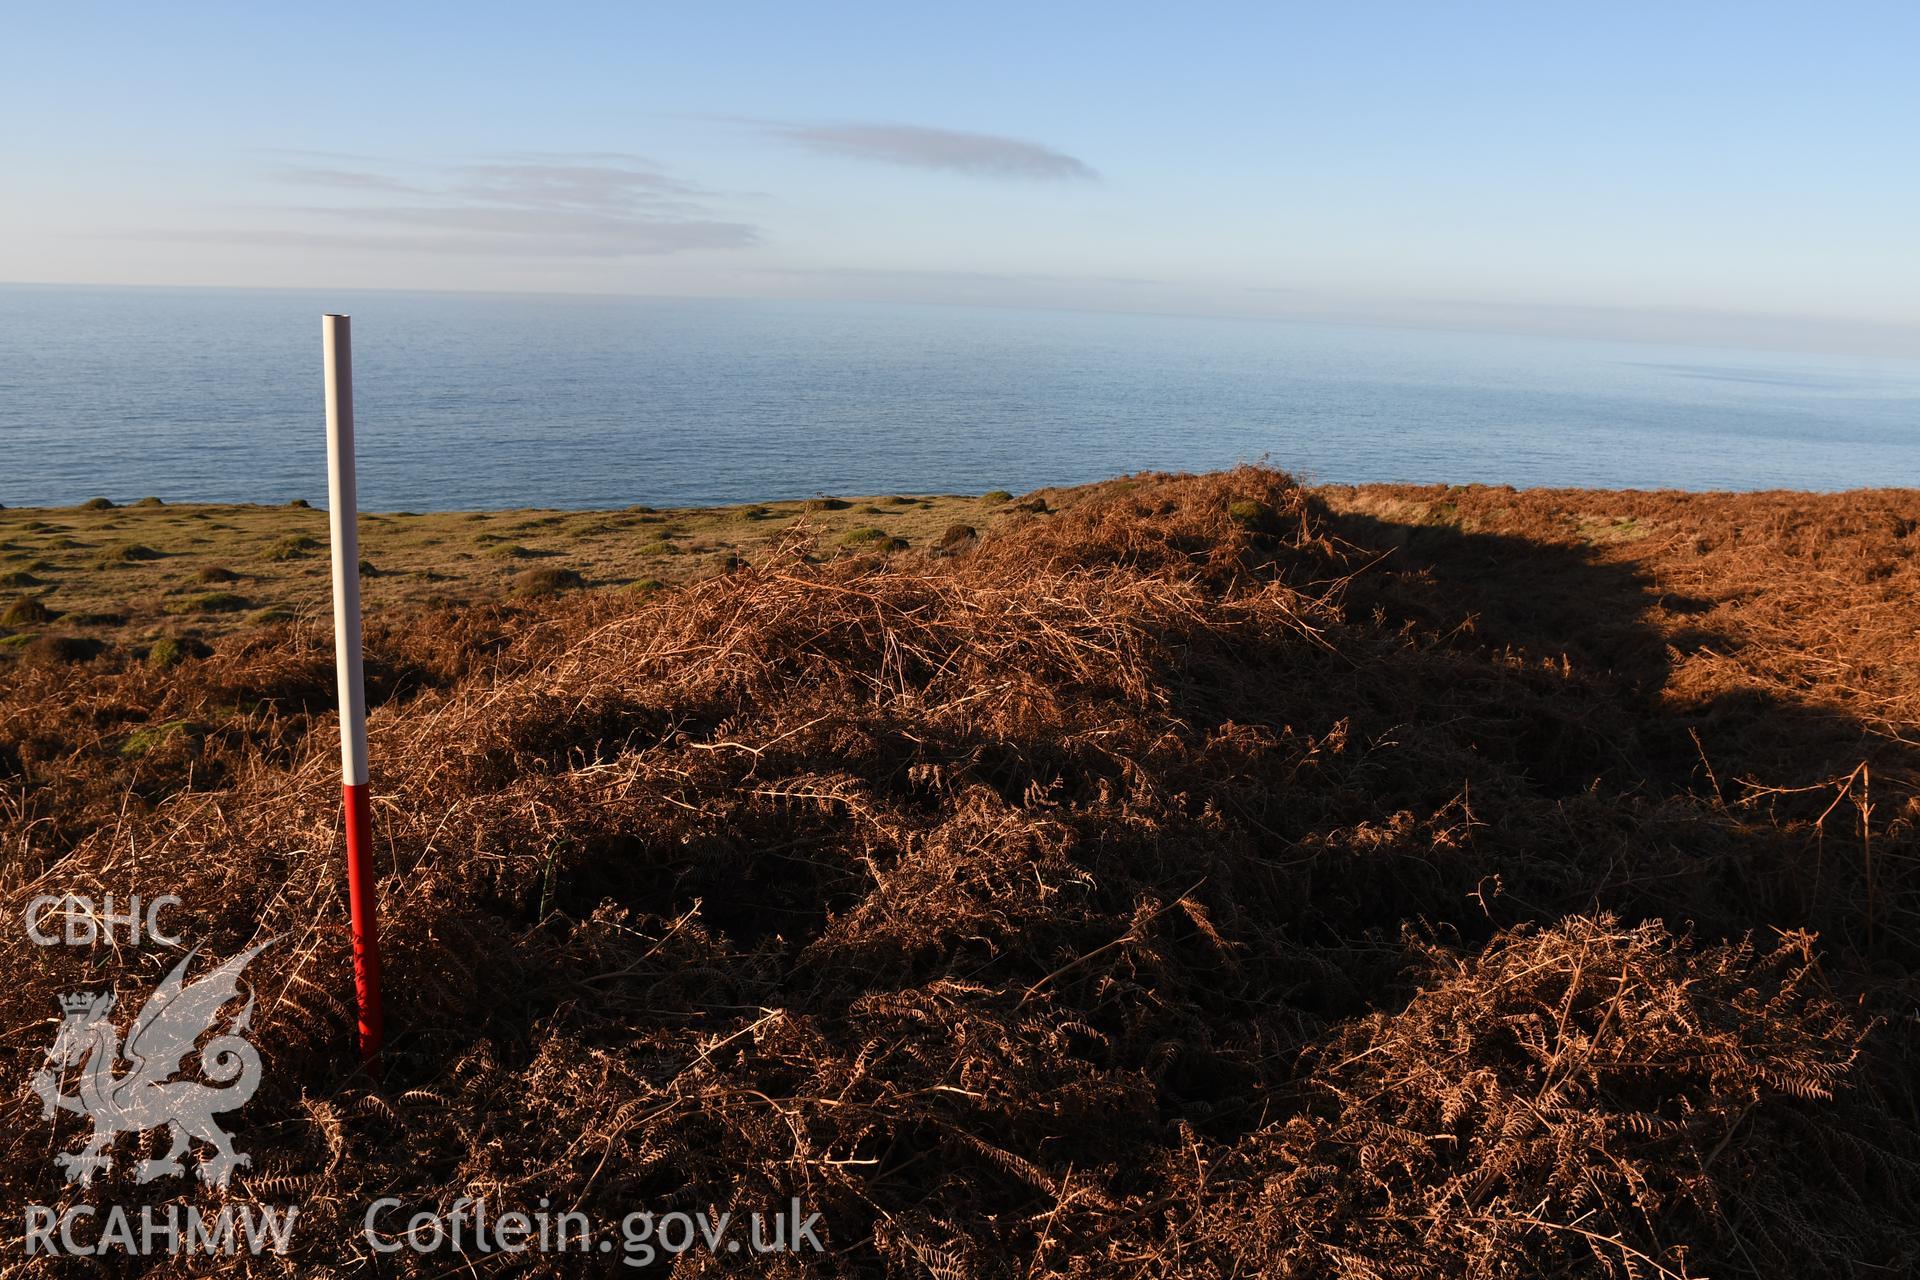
{"left": 5, "top": 2, "right": 1918, "bottom": 353}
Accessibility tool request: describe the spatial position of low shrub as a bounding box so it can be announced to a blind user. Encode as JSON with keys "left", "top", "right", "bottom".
{"left": 841, "top": 527, "right": 909, "bottom": 552}
{"left": 267, "top": 534, "right": 320, "bottom": 561}
{"left": 1225, "top": 498, "right": 1278, "bottom": 532}
{"left": 513, "top": 566, "right": 585, "bottom": 596}
{"left": 146, "top": 636, "right": 210, "bottom": 668}
{"left": 1, "top": 596, "right": 52, "bottom": 627}
{"left": 98, "top": 542, "right": 164, "bottom": 563}
{"left": 23, "top": 634, "right": 104, "bottom": 664}
{"left": 938, "top": 524, "right": 978, "bottom": 550}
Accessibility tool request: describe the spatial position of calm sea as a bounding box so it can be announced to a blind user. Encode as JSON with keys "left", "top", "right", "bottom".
{"left": 2, "top": 284, "right": 1917, "bottom": 509}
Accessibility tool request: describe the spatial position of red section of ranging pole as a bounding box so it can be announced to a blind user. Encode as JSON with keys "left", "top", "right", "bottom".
{"left": 323, "top": 313, "right": 385, "bottom": 1063}
{"left": 341, "top": 781, "right": 382, "bottom": 1058}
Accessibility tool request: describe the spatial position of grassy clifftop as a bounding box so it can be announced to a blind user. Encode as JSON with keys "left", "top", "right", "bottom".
{"left": 0, "top": 489, "right": 1011, "bottom": 654}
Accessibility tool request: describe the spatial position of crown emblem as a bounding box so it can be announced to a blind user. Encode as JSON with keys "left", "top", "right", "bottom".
{"left": 59, "top": 991, "right": 109, "bottom": 1017}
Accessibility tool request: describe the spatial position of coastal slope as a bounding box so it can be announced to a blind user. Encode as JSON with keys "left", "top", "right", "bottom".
{"left": 2, "top": 468, "right": 1917, "bottom": 1277}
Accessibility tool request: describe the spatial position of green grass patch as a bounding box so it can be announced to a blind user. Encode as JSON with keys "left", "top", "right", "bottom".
{"left": 1574, "top": 514, "right": 1652, "bottom": 544}
{"left": 120, "top": 719, "right": 206, "bottom": 757}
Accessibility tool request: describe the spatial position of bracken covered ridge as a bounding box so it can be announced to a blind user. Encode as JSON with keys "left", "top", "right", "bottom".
{"left": 1, "top": 467, "right": 1917, "bottom": 1277}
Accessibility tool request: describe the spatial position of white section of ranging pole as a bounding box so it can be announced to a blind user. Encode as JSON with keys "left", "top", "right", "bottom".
{"left": 322, "top": 314, "right": 369, "bottom": 786}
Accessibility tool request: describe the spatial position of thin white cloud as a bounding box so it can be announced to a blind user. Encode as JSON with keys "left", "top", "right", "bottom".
{"left": 769, "top": 123, "right": 1097, "bottom": 180}
{"left": 266, "top": 165, "right": 423, "bottom": 194}
{"left": 451, "top": 162, "right": 705, "bottom": 209}
{"left": 156, "top": 155, "right": 759, "bottom": 257}
{"left": 773, "top": 265, "right": 1159, "bottom": 287}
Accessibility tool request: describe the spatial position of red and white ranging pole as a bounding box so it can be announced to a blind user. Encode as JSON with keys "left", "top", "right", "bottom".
{"left": 322, "top": 313, "right": 385, "bottom": 1062}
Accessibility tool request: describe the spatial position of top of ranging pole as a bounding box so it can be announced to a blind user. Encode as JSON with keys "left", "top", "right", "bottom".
{"left": 322, "top": 313, "right": 384, "bottom": 1062}
{"left": 322, "top": 316, "right": 368, "bottom": 787}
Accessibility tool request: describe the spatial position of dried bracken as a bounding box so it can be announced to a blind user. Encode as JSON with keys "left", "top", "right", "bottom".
{"left": 0, "top": 466, "right": 1915, "bottom": 1277}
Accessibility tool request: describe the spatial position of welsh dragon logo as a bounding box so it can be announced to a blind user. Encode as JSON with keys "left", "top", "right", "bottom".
{"left": 31, "top": 941, "right": 271, "bottom": 1188}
